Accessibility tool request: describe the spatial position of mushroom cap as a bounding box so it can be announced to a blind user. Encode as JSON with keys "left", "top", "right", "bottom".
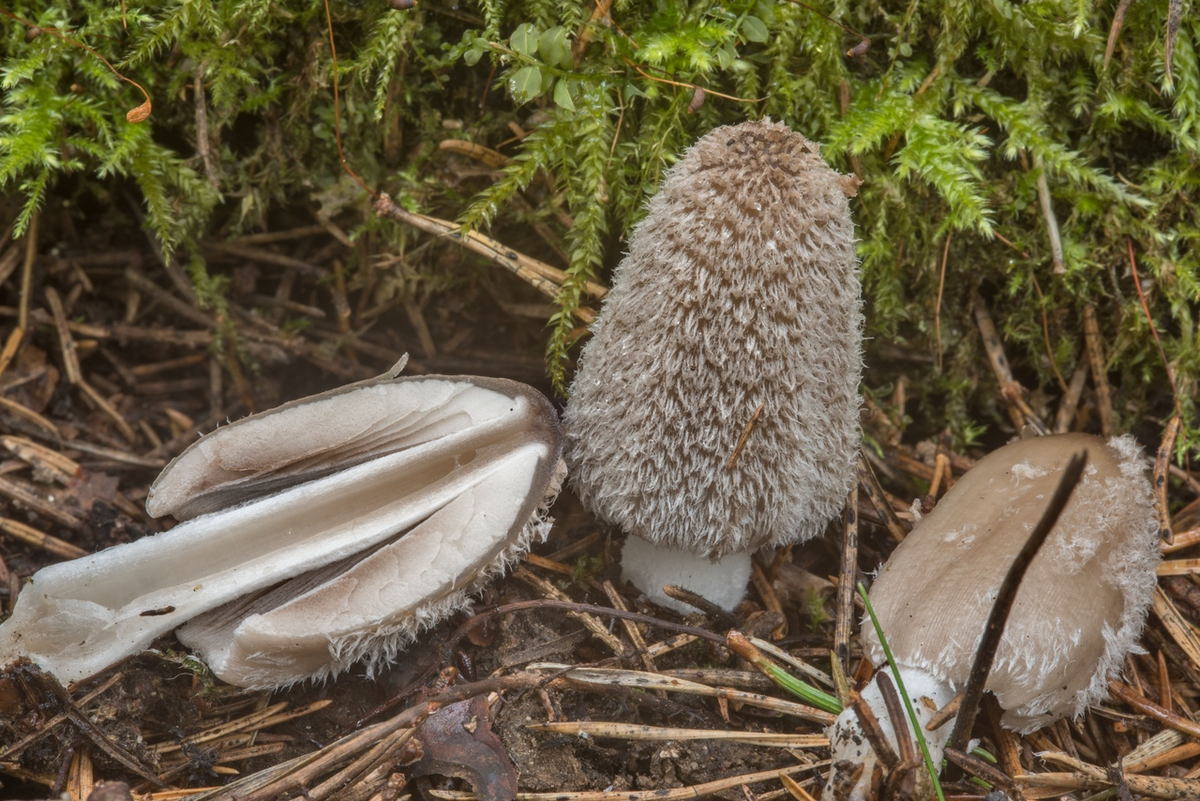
{"left": 564, "top": 119, "right": 862, "bottom": 559}
{"left": 864, "top": 433, "right": 1159, "bottom": 731}
{"left": 0, "top": 375, "right": 565, "bottom": 687}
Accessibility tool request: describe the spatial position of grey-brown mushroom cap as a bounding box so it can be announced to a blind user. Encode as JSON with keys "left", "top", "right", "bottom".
{"left": 564, "top": 119, "right": 863, "bottom": 559}
{"left": 864, "top": 433, "right": 1159, "bottom": 732}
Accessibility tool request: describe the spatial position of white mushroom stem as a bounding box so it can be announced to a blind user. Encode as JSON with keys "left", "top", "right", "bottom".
{"left": 619, "top": 536, "right": 752, "bottom": 614}
{"left": 824, "top": 665, "right": 958, "bottom": 801}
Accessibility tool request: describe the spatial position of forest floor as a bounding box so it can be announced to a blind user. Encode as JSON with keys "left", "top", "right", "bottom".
{"left": 1, "top": 203, "right": 1199, "bottom": 801}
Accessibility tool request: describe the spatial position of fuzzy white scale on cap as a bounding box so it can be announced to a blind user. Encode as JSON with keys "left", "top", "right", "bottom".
{"left": 564, "top": 119, "right": 863, "bottom": 610}
{"left": 822, "top": 433, "right": 1159, "bottom": 799}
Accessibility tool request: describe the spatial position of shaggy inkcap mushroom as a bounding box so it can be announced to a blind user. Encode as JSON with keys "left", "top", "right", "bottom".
{"left": 565, "top": 119, "right": 863, "bottom": 612}
{"left": 824, "top": 433, "right": 1160, "bottom": 801}
{"left": 0, "top": 368, "right": 564, "bottom": 688}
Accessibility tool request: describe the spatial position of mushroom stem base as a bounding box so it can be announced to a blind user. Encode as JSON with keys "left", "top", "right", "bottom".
{"left": 823, "top": 666, "right": 957, "bottom": 801}
{"left": 619, "top": 537, "right": 752, "bottom": 613}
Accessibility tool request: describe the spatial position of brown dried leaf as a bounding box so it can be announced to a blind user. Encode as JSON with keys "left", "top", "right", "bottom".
{"left": 410, "top": 695, "right": 517, "bottom": 801}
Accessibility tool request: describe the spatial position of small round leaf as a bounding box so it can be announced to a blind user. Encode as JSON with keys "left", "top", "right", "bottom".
{"left": 510, "top": 23, "right": 539, "bottom": 57}
{"left": 509, "top": 65, "right": 544, "bottom": 103}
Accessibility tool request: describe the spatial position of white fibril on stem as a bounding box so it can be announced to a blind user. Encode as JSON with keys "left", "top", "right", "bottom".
{"left": 823, "top": 433, "right": 1161, "bottom": 800}
{"left": 565, "top": 119, "right": 863, "bottom": 611}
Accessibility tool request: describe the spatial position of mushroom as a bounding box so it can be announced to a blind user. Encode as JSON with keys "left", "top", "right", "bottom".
{"left": 0, "top": 369, "right": 565, "bottom": 688}
{"left": 824, "top": 433, "right": 1160, "bottom": 800}
{"left": 564, "top": 119, "right": 862, "bottom": 612}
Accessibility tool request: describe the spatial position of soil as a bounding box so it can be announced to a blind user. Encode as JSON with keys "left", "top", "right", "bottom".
{"left": 0, "top": 206, "right": 1198, "bottom": 801}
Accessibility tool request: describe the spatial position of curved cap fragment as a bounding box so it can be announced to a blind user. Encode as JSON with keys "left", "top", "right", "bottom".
{"left": 863, "top": 433, "right": 1159, "bottom": 731}
{"left": 0, "top": 375, "right": 564, "bottom": 687}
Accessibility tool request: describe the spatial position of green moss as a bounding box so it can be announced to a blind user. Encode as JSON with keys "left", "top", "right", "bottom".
{"left": 2, "top": 0, "right": 1196, "bottom": 453}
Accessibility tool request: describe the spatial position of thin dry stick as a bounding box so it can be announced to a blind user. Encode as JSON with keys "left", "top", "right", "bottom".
{"left": 972, "top": 293, "right": 1029, "bottom": 432}
{"left": 849, "top": 690, "right": 899, "bottom": 770}
{"left": 513, "top": 568, "right": 626, "bottom": 656}
{"left": 856, "top": 455, "right": 908, "bottom": 543}
{"left": 835, "top": 482, "right": 859, "bottom": 675}
{"left": 1155, "top": 416, "right": 1181, "bottom": 545}
{"left": 934, "top": 233, "right": 951, "bottom": 371}
{"left": 374, "top": 193, "right": 604, "bottom": 321}
{"left": 1128, "top": 238, "right": 1184, "bottom": 423}
{"left": 1081, "top": 304, "right": 1115, "bottom": 437}
{"left": 1107, "top": 679, "right": 1200, "bottom": 740}
{"left": 428, "top": 762, "right": 825, "bottom": 801}
{"left": 18, "top": 210, "right": 38, "bottom": 331}
{"left": 0, "top": 517, "right": 87, "bottom": 560}
{"left": 946, "top": 450, "right": 1088, "bottom": 752}
{"left": 1034, "top": 156, "right": 1065, "bottom": 273}
{"left": 1104, "top": 0, "right": 1133, "bottom": 67}
{"left": 726, "top": 400, "right": 766, "bottom": 471}
{"left": 0, "top": 325, "right": 24, "bottom": 380}
{"left": 1151, "top": 588, "right": 1200, "bottom": 675}
{"left": 26, "top": 668, "right": 164, "bottom": 787}
{"left": 0, "top": 395, "right": 60, "bottom": 439}
{"left": 749, "top": 557, "right": 787, "bottom": 638}
{"left": 526, "top": 721, "right": 826, "bottom": 748}
{"left": 601, "top": 580, "right": 660, "bottom": 678}
{"left": 1030, "top": 274, "right": 1069, "bottom": 393}
{"left": 1054, "top": 362, "right": 1090, "bottom": 434}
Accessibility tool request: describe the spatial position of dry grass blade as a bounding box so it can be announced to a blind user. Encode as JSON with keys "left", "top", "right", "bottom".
{"left": 0, "top": 476, "right": 82, "bottom": 530}
{"left": 1165, "top": 0, "right": 1183, "bottom": 84}
{"left": 426, "top": 762, "right": 827, "bottom": 801}
{"left": 0, "top": 394, "right": 60, "bottom": 439}
{"left": 1082, "top": 304, "right": 1114, "bottom": 437}
{"left": 527, "top": 721, "right": 827, "bottom": 748}
{"left": 0, "top": 517, "right": 87, "bottom": 559}
{"left": 748, "top": 638, "right": 835, "bottom": 689}
{"left": 373, "top": 192, "right": 605, "bottom": 321}
{"left": 1151, "top": 587, "right": 1200, "bottom": 671}
{"left": 150, "top": 699, "right": 331, "bottom": 755}
{"left": 1107, "top": 679, "right": 1200, "bottom": 739}
{"left": 1030, "top": 751, "right": 1200, "bottom": 798}
{"left": 528, "top": 663, "right": 835, "bottom": 723}
{"left": 1105, "top": 0, "right": 1132, "bottom": 67}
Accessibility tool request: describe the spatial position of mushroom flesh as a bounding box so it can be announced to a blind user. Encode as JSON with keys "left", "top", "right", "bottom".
{"left": 0, "top": 370, "right": 565, "bottom": 688}
{"left": 824, "top": 433, "right": 1160, "bottom": 800}
{"left": 564, "top": 119, "right": 863, "bottom": 612}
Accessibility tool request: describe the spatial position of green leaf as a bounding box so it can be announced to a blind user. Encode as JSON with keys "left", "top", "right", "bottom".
{"left": 553, "top": 79, "right": 576, "bottom": 111}
{"left": 510, "top": 23, "right": 539, "bottom": 57}
{"left": 509, "top": 65, "right": 544, "bottom": 103}
{"left": 741, "top": 16, "right": 769, "bottom": 44}
{"left": 538, "top": 26, "right": 571, "bottom": 69}
{"left": 463, "top": 47, "right": 484, "bottom": 67}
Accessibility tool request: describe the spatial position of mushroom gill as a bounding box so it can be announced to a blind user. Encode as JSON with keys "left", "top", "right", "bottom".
{"left": 0, "top": 372, "right": 565, "bottom": 688}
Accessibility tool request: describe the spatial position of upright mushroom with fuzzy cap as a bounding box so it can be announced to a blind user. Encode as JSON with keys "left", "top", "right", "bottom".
{"left": 824, "top": 433, "right": 1160, "bottom": 800}
{"left": 565, "top": 119, "right": 862, "bottom": 612}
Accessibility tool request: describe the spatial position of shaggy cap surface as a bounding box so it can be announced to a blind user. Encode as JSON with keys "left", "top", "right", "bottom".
{"left": 565, "top": 119, "right": 863, "bottom": 558}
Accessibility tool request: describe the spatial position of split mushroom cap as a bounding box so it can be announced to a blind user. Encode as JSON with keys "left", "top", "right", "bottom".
{"left": 864, "top": 432, "right": 1159, "bottom": 731}
{"left": 564, "top": 119, "right": 862, "bottom": 609}
{"left": 824, "top": 433, "right": 1158, "bottom": 800}
{"left": 0, "top": 374, "right": 564, "bottom": 688}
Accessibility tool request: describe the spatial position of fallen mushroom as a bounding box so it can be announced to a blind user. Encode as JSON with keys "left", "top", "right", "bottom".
{"left": 564, "top": 119, "right": 863, "bottom": 612}
{"left": 0, "top": 368, "right": 565, "bottom": 688}
{"left": 824, "top": 433, "right": 1159, "bottom": 800}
